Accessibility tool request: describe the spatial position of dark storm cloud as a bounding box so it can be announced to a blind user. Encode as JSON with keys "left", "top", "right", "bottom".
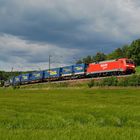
{"left": 0, "top": 0, "right": 81, "bottom": 44}
{"left": 0, "top": 0, "right": 139, "bottom": 45}
{"left": 0, "top": 0, "right": 140, "bottom": 70}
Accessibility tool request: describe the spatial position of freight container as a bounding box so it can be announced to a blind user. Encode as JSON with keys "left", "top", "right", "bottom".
{"left": 21, "top": 73, "right": 30, "bottom": 83}
{"left": 29, "top": 71, "right": 44, "bottom": 81}
{"left": 73, "top": 64, "right": 87, "bottom": 75}
{"left": 44, "top": 68, "right": 61, "bottom": 79}
{"left": 13, "top": 75, "right": 21, "bottom": 85}
{"left": 61, "top": 65, "right": 73, "bottom": 77}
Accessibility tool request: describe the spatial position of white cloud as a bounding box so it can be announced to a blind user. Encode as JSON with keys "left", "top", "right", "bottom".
{"left": 0, "top": 34, "right": 79, "bottom": 71}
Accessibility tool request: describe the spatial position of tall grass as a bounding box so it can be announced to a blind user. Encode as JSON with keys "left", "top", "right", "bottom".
{"left": 136, "top": 66, "right": 140, "bottom": 74}
{"left": 0, "top": 88, "right": 140, "bottom": 140}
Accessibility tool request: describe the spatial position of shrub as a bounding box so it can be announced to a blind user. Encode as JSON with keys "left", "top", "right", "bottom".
{"left": 87, "top": 80, "right": 94, "bottom": 88}
{"left": 100, "top": 77, "right": 118, "bottom": 86}
{"left": 117, "top": 74, "right": 140, "bottom": 87}
{"left": 117, "top": 78, "right": 128, "bottom": 87}
{"left": 12, "top": 84, "right": 20, "bottom": 89}
{"left": 0, "top": 80, "right": 4, "bottom": 87}
{"left": 126, "top": 75, "right": 140, "bottom": 86}
{"left": 88, "top": 74, "right": 140, "bottom": 87}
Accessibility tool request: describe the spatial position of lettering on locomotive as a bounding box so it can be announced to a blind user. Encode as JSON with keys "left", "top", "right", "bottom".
{"left": 100, "top": 63, "right": 108, "bottom": 70}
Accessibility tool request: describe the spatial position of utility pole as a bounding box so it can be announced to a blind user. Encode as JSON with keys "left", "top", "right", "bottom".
{"left": 48, "top": 55, "right": 51, "bottom": 83}
{"left": 11, "top": 67, "right": 14, "bottom": 86}
{"left": 11, "top": 67, "right": 14, "bottom": 79}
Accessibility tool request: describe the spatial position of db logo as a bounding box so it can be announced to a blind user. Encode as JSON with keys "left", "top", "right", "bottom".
{"left": 100, "top": 64, "right": 108, "bottom": 70}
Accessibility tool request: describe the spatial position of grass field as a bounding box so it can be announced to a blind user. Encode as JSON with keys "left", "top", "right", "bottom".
{"left": 0, "top": 88, "right": 140, "bottom": 140}
{"left": 136, "top": 66, "right": 140, "bottom": 74}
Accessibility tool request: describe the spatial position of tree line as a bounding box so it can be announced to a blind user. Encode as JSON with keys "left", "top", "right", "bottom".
{"left": 76, "top": 39, "right": 140, "bottom": 65}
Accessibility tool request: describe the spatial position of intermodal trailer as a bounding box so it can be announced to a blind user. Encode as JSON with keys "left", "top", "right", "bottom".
{"left": 21, "top": 73, "right": 30, "bottom": 84}
{"left": 44, "top": 68, "right": 61, "bottom": 80}
{"left": 73, "top": 64, "right": 87, "bottom": 78}
{"left": 29, "top": 71, "right": 44, "bottom": 82}
{"left": 13, "top": 75, "right": 21, "bottom": 85}
{"left": 86, "top": 58, "right": 135, "bottom": 76}
{"left": 61, "top": 65, "right": 73, "bottom": 78}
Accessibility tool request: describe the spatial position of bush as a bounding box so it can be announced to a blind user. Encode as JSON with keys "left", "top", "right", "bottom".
{"left": 12, "top": 84, "right": 20, "bottom": 89}
{"left": 87, "top": 80, "right": 94, "bottom": 88}
{"left": 117, "top": 78, "right": 128, "bottom": 87}
{"left": 0, "top": 80, "right": 4, "bottom": 87}
{"left": 100, "top": 77, "right": 118, "bottom": 86}
{"left": 87, "top": 74, "right": 140, "bottom": 87}
{"left": 118, "top": 75, "right": 140, "bottom": 87}
{"left": 129, "top": 75, "right": 140, "bottom": 86}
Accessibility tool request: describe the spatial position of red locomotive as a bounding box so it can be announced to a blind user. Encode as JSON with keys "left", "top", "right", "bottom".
{"left": 87, "top": 58, "right": 135, "bottom": 76}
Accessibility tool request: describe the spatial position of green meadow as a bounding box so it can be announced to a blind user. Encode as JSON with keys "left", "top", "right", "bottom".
{"left": 136, "top": 66, "right": 140, "bottom": 74}
{"left": 0, "top": 88, "right": 140, "bottom": 140}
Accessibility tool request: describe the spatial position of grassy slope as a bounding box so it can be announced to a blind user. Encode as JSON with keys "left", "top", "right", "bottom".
{"left": 136, "top": 66, "right": 140, "bottom": 74}
{"left": 0, "top": 88, "right": 140, "bottom": 140}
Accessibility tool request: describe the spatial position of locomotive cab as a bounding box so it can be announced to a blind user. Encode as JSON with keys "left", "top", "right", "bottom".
{"left": 125, "top": 59, "right": 136, "bottom": 74}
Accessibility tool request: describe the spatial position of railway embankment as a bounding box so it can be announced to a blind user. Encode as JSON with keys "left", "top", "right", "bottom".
{"left": 12, "top": 74, "right": 140, "bottom": 89}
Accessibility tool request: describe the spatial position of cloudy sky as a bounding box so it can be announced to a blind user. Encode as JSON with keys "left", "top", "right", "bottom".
{"left": 0, "top": 0, "right": 140, "bottom": 71}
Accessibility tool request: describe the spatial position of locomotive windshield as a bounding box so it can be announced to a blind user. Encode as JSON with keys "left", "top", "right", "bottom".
{"left": 126, "top": 59, "right": 134, "bottom": 64}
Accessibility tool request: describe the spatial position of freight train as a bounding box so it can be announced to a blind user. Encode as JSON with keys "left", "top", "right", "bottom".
{"left": 5, "top": 58, "right": 136, "bottom": 86}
